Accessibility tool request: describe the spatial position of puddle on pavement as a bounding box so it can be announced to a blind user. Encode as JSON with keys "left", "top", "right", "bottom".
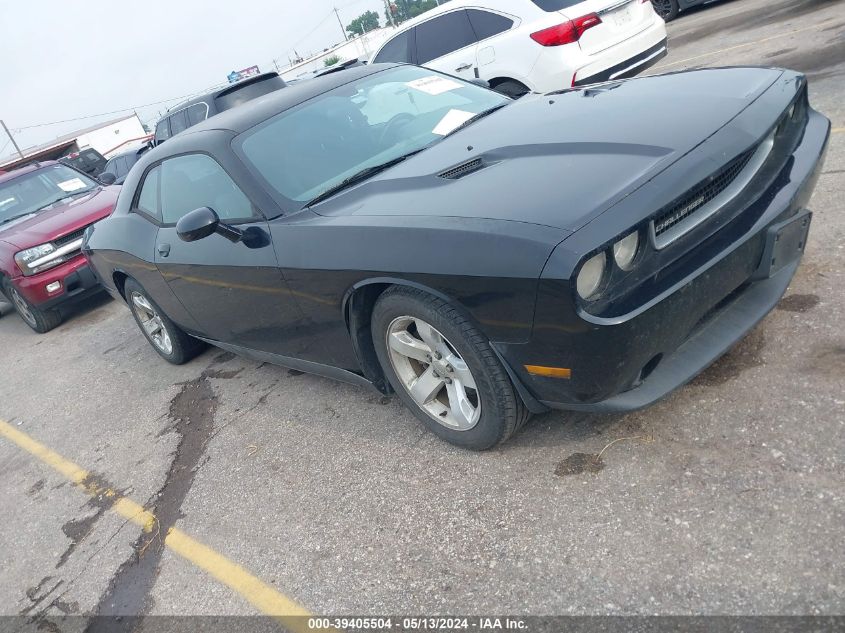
{"left": 777, "top": 293, "right": 821, "bottom": 313}
{"left": 555, "top": 453, "right": 605, "bottom": 477}
{"left": 88, "top": 368, "right": 218, "bottom": 630}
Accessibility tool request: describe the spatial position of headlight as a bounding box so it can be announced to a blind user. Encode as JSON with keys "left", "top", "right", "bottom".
{"left": 576, "top": 252, "right": 607, "bottom": 300}
{"left": 613, "top": 232, "right": 639, "bottom": 271}
{"left": 15, "top": 243, "right": 62, "bottom": 276}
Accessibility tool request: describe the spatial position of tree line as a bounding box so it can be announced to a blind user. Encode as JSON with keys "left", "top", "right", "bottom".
{"left": 346, "top": 1, "right": 450, "bottom": 36}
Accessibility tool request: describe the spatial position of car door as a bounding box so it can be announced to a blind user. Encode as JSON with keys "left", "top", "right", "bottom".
{"left": 151, "top": 153, "right": 301, "bottom": 355}
{"left": 414, "top": 10, "right": 480, "bottom": 80}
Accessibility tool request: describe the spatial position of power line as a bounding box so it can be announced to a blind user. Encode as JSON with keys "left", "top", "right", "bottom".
{"left": 11, "top": 85, "right": 227, "bottom": 132}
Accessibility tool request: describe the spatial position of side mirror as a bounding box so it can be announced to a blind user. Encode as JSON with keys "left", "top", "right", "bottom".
{"left": 176, "top": 207, "right": 243, "bottom": 244}
{"left": 99, "top": 172, "right": 117, "bottom": 186}
{"left": 468, "top": 78, "right": 490, "bottom": 89}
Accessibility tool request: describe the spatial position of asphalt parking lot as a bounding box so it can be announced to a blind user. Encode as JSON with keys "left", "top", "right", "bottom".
{"left": 1, "top": 0, "right": 843, "bottom": 624}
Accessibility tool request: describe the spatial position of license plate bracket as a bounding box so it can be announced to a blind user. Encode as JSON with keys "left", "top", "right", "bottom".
{"left": 755, "top": 210, "right": 812, "bottom": 279}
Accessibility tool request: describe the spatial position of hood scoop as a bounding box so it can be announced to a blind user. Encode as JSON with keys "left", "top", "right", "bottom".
{"left": 437, "top": 157, "right": 488, "bottom": 180}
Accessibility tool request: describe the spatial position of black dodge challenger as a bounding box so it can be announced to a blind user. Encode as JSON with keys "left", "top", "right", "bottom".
{"left": 84, "top": 63, "right": 830, "bottom": 450}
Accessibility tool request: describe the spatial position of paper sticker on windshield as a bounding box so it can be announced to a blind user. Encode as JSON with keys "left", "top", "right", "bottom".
{"left": 57, "top": 178, "right": 86, "bottom": 192}
{"left": 407, "top": 76, "right": 463, "bottom": 96}
{"left": 432, "top": 109, "right": 476, "bottom": 136}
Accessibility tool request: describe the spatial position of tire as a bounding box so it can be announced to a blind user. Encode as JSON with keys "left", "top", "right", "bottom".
{"left": 371, "top": 286, "right": 530, "bottom": 451}
{"left": 651, "top": 0, "right": 679, "bottom": 21}
{"left": 492, "top": 80, "right": 530, "bottom": 99}
{"left": 3, "top": 280, "right": 62, "bottom": 333}
{"left": 124, "top": 278, "right": 205, "bottom": 365}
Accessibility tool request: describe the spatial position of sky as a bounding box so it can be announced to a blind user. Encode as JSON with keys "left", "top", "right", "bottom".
{"left": 0, "top": 0, "right": 386, "bottom": 161}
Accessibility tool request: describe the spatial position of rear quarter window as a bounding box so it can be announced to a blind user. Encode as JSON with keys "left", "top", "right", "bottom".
{"left": 467, "top": 9, "right": 514, "bottom": 40}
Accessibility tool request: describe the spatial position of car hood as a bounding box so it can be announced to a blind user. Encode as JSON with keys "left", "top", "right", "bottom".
{"left": 0, "top": 186, "right": 120, "bottom": 250}
{"left": 315, "top": 68, "right": 784, "bottom": 232}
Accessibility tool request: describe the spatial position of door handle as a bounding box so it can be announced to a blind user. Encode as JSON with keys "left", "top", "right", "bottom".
{"left": 455, "top": 63, "right": 473, "bottom": 72}
{"left": 157, "top": 243, "right": 171, "bottom": 258}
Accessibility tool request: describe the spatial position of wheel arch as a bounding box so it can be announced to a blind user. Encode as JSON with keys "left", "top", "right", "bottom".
{"left": 343, "top": 277, "right": 532, "bottom": 400}
{"left": 487, "top": 76, "right": 532, "bottom": 96}
{"left": 342, "top": 277, "right": 464, "bottom": 395}
{"left": 112, "top": 270, "right": 130, "bottom": 301}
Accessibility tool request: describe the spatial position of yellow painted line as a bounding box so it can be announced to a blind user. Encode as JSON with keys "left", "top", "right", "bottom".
{"left": 0, "top": 418, "right": 314, "bottom": 631}
{"left": 833, "top": 128, "right": 845, "bottom": 134}
{"left": 654, "top": 19, "right": 834, "bottom": 70}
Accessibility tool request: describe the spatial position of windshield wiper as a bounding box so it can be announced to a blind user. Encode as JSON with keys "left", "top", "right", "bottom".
{"left": 443, "top": 103, "right": 509, "bottom": 138}
{"left": 33, "top": 188, "right": 96, "bottom": 212}
{"left": 0, "top": 212, "right": 36, "bottom": 226}
{"left": 305, "top": 149, "right": 426, "bottom": 208}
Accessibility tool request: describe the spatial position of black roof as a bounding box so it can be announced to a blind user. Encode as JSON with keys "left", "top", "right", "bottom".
{"left": 181, "top": 64, "right": 397, "bottom": 136}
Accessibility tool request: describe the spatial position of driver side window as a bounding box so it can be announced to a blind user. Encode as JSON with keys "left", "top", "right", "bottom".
{"left": 159, "top": 154, "right": 257, "bottom": 225}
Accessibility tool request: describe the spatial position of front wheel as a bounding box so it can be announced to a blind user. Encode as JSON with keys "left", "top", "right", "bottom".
{"left": 651, "top": 0, "right": 679, "bottom": 21}
{"left": 3, "top": 281, "right": 61, "bottom": 333}
{"left": 124, "top": 278, "right": 205, "bottom": 364}
{"left": 371, "top": 287, "right": 530, "bottom": 451}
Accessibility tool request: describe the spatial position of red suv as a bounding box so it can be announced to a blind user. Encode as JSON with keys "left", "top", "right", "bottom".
{"left": 0, "top": 162, "right": 119, "bottom": 332}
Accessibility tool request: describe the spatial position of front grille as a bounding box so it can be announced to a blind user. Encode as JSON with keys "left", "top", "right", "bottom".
{"left": 54, "top": 226, "right": 87, "bottom": 247}
{"left": 438, "top": 158, "right": 485, "bottom": 180}
{"left": 653, "top": 148, "right": 756, "bottom": 238}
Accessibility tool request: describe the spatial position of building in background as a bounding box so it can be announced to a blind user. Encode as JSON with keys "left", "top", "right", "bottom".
{"left": 0, "top": 114, "right": 150, "bottom": 172}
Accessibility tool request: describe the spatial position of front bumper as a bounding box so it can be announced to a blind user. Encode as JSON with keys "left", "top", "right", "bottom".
{"left": 498, "top": 107, "right": 830, "bottom": 414}
{"left": 12, "top": 254, "right": 102, "bottom": 309}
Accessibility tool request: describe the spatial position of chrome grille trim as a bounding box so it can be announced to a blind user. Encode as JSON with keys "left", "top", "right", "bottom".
{"left": 650, "top": 130, "right": 775, "bottom": 249}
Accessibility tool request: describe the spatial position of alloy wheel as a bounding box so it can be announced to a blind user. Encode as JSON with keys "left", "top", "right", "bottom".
{"left": 10, "top": 288, "right": 38, "bottom": 329}
{"left": 130, "top": 291, "right": 173, "bottom": 355}
{"left": 386, "top": 316, "right": 481, "bottom": 431}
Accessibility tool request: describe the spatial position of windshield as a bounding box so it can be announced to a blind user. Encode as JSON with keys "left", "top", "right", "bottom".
{"left": 238, "top": 66, "right": 509, "bottom": 208}
{"left": 0, "top": 165, "right": 98, "bottom": 224}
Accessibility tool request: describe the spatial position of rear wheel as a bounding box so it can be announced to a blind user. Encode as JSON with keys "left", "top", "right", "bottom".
{"left": 492, "top": 79, "right": 530, "bottom": 99}
{"left": 3, "top": 281, "right": 61, "bottom": 333}
{"left": 651, "top": 0, "right": 679, "bottom": 21}
{"left": 372, "top": 286, "right": 529, "bottom": 451}
{"left": 124, "top": 278, "right": 205, "bottom": 364}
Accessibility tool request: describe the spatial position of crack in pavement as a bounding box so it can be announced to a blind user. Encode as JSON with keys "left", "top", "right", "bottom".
{"left": 86, "top": 367, "right": 220, "bottom": 633}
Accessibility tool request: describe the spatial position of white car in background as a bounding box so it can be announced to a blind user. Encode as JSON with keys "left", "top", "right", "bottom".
{"left": 371, "top": 0, "right": 668, "bottom": 97}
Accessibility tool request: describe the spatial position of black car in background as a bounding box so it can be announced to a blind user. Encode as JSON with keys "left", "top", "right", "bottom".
{"left": 651, "top": 0, "right": 714, "bottom": 21}
{"left": 59, "top": 148, "right": 108, "bottom": 178}
{"left": 85, "top": 64, "right": 829, "bottom": 451}
{"left": 101, "top": 145, "right": 150, "bottom": 185}
{"left": 153, "top": 72, "right": 287, "bottom": 146}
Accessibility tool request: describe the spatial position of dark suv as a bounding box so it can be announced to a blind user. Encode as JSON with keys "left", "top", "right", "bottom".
{"left": 153, "top": 72, "right": 287, "bottom": 145}
{"left": 101, "top": 145, "right": 149, "bottom": 185}
{"left": 59, "top": 148, "right": 108, "bottom": 178}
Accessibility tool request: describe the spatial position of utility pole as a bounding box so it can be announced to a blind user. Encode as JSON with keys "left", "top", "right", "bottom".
{"left": 384, "top": 0, "right": 395, "bottom": 27}
{"left": 1, "top": 120, "right": 25, "bottom": 160}
{"left": 333, "top": 7, "right": 348, "bottom": 41}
